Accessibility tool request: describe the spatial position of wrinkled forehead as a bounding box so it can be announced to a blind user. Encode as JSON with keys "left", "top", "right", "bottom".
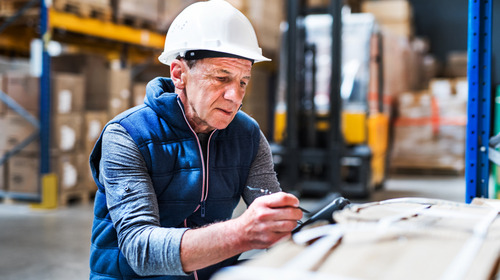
{"left": 194, "top": 57, "right": 252, "bottom": 77}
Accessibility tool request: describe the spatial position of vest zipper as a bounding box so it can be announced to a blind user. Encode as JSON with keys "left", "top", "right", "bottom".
{"left": 177, "top": 99, "right": 216, "bottom": 218}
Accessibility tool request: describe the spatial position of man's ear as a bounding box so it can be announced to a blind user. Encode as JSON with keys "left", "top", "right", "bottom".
{"left": 170, "top": 59, "right": 186, "bottom": 89}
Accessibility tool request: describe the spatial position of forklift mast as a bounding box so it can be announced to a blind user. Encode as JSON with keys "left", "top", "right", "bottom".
{"left": 271, "top": 0, "right": 387, "bottom": 198}
{"left": 271, "top": 0, "right": 343, "bottom": 196}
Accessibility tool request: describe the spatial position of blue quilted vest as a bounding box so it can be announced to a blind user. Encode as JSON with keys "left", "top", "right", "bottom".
{"left": 89, "top": 78, "right": 261, "bottom": 279}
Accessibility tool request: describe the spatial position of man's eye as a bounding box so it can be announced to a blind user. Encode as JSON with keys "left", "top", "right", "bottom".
{"left": 240, "top": 81, "right": 247, "bottom": 87}
{"left": 216, "top": 77, "right": 228, "bottom": 82}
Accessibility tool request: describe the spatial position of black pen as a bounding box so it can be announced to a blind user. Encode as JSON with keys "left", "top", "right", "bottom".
{"left": 245, "top": 186, "right": 310, "bottom": 213}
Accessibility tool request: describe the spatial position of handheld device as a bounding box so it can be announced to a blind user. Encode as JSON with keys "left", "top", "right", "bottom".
{"left": 292, "top": 197, "right": 351, "bottom": 233}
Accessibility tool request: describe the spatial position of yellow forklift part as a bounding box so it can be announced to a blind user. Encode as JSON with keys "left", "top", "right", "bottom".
{"left": 367, "top": 112, "right": 389, "bottom": 155}
{"left": 31, "top": 173, "right": 58, "bottom": 209}
{"left": 274, "top": 110, "right": 287, "bottom": 144}
{"left": 316, "top": 120, "right": 330, "bottom": 131}
{"left": 371, "top": 154, "right": 386, "bottom": 186}
{"left": 367, "top": 113, "right": 389, "bottom": 186}
{"left": 342, "top": 111, "right": 367, "bottom": 145}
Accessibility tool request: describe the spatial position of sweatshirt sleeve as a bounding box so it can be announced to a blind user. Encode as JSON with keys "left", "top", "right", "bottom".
{"left": 99, "top": 123, "right": 189, "bottom": 276}
{"left": 242, "top": 131, "right": 282, "bottom": 206}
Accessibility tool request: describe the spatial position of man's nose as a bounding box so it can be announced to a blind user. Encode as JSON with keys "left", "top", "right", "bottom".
{"left": 223, "top": 83, "right": 244, "bottom": 103}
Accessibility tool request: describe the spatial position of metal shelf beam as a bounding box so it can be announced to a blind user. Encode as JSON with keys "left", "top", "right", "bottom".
{"left": 49, "top": 9, "right": 164, "bottom": 49}
{"left": 465, "top": 0, "right": 492, "bottom": 203}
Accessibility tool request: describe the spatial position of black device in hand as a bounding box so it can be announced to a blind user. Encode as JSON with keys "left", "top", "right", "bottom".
{"left": 292, "top": 197, "right": 351, "bottom": 234}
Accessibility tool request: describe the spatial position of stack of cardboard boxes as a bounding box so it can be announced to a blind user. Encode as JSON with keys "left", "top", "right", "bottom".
{"left": 51, "top": 73, "right": 88, "bottom": 203}
{"left": 361, "top": 0, "right": 413, "bottom": 39}
{"left": 50, "top": 0, "right": 200, "bottom": 33}
{"left": 212, "top": 198, "right": 500, "bottom": 280}
{"left": 2, "top": 72, "right": 40, "bottom": 195}
{"left": 0, "top": 53, "right": 139, "bottom": 204}
{"left": 391, "top": 78, "right": 468, "bottom": 173}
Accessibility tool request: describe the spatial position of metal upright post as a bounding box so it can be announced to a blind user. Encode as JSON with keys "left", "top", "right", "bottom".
{"left": 32, "top": 0, "right": 57, "bottom": 208}
{"left": 465, "top": 0, "right": 492, "bottom": 203}
{"left": 284, "top": 0, "right": 301, "bottom": 192}
{"left": 494, "top": 86, "right": 500, "bottom": 199}
{"left": 327, "top": 0, "right": 342, "bottom": 191}
{"left": 40, "top": 0, "right": 50, "bottom": 175}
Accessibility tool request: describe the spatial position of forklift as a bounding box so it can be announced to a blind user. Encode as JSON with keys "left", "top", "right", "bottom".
{"left": 271, "top": 0, "right": 389, "bottom": 198}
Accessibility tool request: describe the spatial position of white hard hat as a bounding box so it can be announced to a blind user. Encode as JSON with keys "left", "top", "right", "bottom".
{"left": 158, "top": 0, "right": 271, "bottom": 66}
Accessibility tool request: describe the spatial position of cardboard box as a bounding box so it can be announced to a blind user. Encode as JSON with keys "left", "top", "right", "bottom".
{"left": 0, "top": 74, "right": 6, "bottom": 115}
{"left": 392, "top": 88, "right": 467, "bottom": 171}
{"left": 52, "top": 152, "right": 87, "bottom": 191}
{"left": 225, "top": 0, "right": 247, "bottom": 11}
{"left": 454, "top": 78, "right": 468, "bottom": 100}
{"left": 246, "top": 0, "right": 284, "bottom": 52}
{"left": 51, "top": 54, "right": 109, "bottom": 111}
{"left": 108, "top": 68, "right": 132, "bottom": 118}
{"left": 117, "top": 0, "right": 159, "bottom": 23}
{"left": 390, "top": 122, "right": 466, "bottom": 171}
{"left": 446, "top": 52, "right": 468, "bottom": 78}
{"left": 7, "top": 153, "right": 39, "bottom": 194}
{"left": 361, "top": 0, "right": 412, "bottom": 23}
{"left": 4, "top": 110, "right": 88, "bottom": 154}
{"left": 52, "top": 113, "right": 83, "bottom": 152}
{"left": 133, "top": 63, "right": 168, "bottom": 83}
{"left": 157, "top": 0, "right": 198, "bottom": 31}
{"left": 4, "top": 110, "right": 39, "bottom": 153}
{"left": 82, "top": 152, "right": 95, "bottom": 193}
{"left": 82, "top": 110, "right": 108, "bottom": 194}
{"left": 362, "top": 0, "right": 413, "bottom": 38}
{"left": 132, "top": 82, "right": 147, "bottom": 107}
{"left": 84, "top": 111, "right": 108, "bottom": 153}
{"left": 0, "top": 115, "right": 6, "bottom": 151}
{"left": 245, "top": 65, "right": 272, "bottom": 136}
{"left": 382, "top": 33, "right": 412, "bottom": 99}
{"left": 3, "top": 72, "right": 39, "bottom": 114}
{"left": 307, "top": 0, "right": 330, "bottom": 7}
{"left": 52, "top": 73, "right": 85, "bottom": 114}
{"left": 0, "top": 159, "right": 5, "bottom": 191}
{"left": 213, "top": 198, "right": 500, "bottom": 280}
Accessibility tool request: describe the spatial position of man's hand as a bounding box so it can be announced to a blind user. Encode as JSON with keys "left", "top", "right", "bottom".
{"left": 234, "top": 192, "right": 303, "bottom": 249}
{"left": 180, "top": 192, "right": 302, "bottom": 272}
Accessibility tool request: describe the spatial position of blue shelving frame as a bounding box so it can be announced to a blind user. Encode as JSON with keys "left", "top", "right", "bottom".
{"left": 465, "top": 0, "right": 492, "bottom": 203}
{"left": 40, "top": 0, "right": 51, "bottom": 180}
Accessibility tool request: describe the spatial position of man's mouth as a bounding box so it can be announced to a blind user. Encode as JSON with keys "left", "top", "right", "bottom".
{"left": 217, "top": 108, "right": 233, "bottom": 115}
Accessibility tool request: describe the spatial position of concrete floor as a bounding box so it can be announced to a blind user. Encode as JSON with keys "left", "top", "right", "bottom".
{"left": 0, "top": 175, "right": 466, "bottom": 280}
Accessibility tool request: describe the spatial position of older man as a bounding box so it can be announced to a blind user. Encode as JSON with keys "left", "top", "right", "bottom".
{"left": 89, "top": 1, "right": 302, "bottom": 279}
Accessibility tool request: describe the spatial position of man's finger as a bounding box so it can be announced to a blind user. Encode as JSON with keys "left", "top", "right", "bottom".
{"left": 258, "top": 192, "right": 300, "bottom": 208}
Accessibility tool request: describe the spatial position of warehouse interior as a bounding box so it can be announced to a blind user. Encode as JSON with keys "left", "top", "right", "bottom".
{"left": 0, "top": 0, "right": 499, "bottom": 279}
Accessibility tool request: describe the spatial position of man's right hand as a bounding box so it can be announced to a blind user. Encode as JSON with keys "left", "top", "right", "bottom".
{"left": 233, "top": 192, "right": 303, "bottom": 250}
{"left": 179, "top": 192, "right": 303, "bottom": 272}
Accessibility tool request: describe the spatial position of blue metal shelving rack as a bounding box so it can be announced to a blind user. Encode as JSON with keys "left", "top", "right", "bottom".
{"left": 0, "top": 0, "right": 49, "bottom": 203}
{"left": 465, "top": 0, "right": 493, "bottom": 203}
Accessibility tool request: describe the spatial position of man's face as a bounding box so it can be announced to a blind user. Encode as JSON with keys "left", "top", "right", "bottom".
{"left": 179, "top": 57, "right": 252, "bottom": 133}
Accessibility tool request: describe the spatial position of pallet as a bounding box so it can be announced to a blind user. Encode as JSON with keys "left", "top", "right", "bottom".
{"left": 0, "top": 0, "right": 39, "bottom": 18}
{"left": 115, "top": 14, "right": 157, "bottom": 30}
{"left": 59, "top": 188, "right": 91, "bottom": 207}
{"left": 53, "top": 0, "right": 112, "bottom": 22}
{"left": 389, "top": 165, "right": 465, "bottom": 176}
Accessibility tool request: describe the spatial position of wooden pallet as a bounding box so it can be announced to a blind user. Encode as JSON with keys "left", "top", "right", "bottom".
{"left": 115, "top": 14, "right": 157, "bottom": 30}
{"left": 53, "top": 0, "right": 112, "bottom": 22}
{"left": 0, "top": 0, "right": 39, "bottom": 17}
{"left": 389, "top": 165, "right": 465, "bottom": 176}
{"left": 59, "top": 188, "right": 91, "bottom": 207}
